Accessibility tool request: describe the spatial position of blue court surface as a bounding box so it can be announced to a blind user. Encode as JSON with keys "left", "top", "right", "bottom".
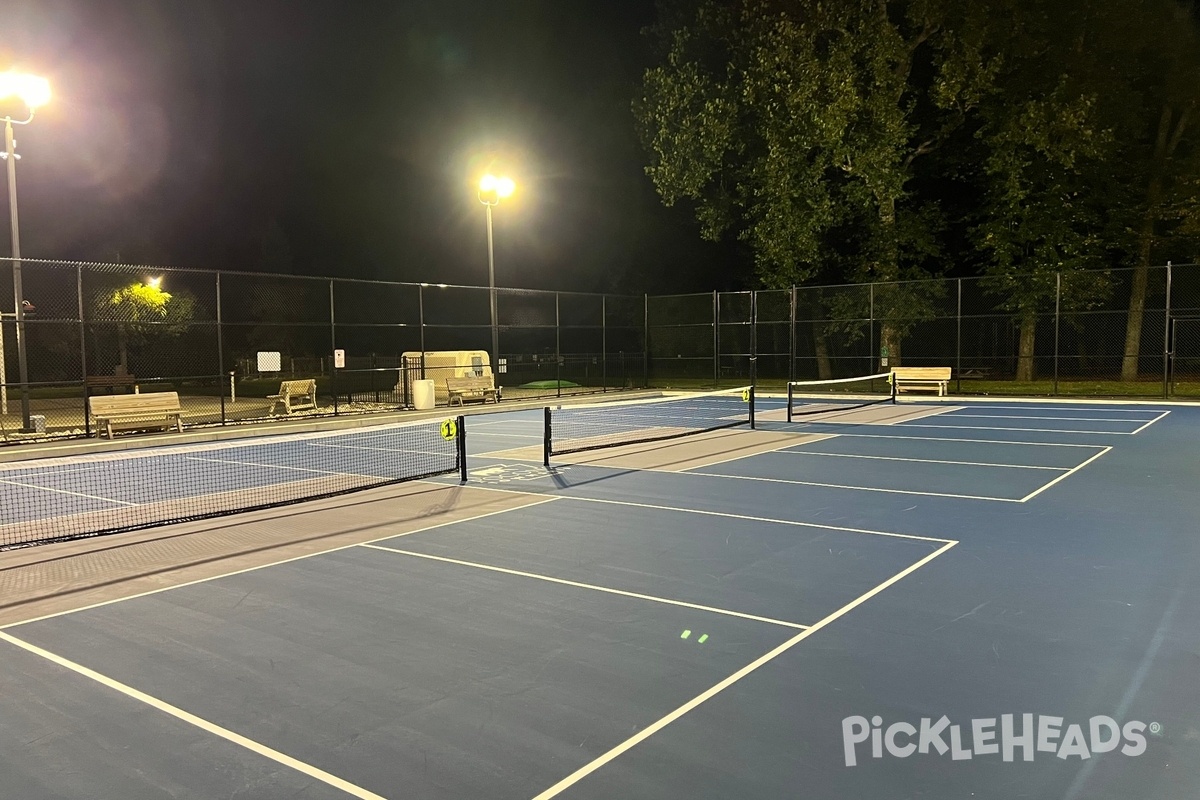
{"left": 0, "top": 393, "right": 1198, "bottom": 799}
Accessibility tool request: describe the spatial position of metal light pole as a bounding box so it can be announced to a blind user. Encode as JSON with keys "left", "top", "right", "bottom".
{"left": 1, "top": 72, "right": 50, "bottom": 432}
{"left": 484, "top": 201, "right": 498, "bottom": 362}
{"left": 6, "top": 116, "right": 31, "bottom": 430}
{"left": 478, "top": 173, "right": 514, "bottom": 373}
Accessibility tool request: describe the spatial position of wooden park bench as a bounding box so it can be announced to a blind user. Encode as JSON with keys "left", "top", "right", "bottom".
{"left": 446, "top": 375, "right": 498, "bottom": 406}
{"left": 85, "top": 374, "right": 138, "bottom": 393}
{"left": 89, "top": 391, "right": 183, "bottom": 439}
{"left": 891, "top": 366, "right": 952, "bottom": 396}
{"left": 267, "top": 379, "right": 318, "bottom": 415}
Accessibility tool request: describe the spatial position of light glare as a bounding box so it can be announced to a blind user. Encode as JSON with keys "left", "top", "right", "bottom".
{"left": 0, "top": 72, "right": 50, "bottom": 109}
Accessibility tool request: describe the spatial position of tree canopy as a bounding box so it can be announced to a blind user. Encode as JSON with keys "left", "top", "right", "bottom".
{"left": 636, "top": 0, "right": 1200, "bottom": 373}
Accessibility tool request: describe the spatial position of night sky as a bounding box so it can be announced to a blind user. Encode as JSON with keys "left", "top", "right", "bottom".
{"left": 2, "top": 0, "right": 746, "bottom": 294}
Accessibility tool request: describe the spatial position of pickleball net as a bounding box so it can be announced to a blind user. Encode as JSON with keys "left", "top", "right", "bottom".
{"left": 0, "top": 416, "right": 467, "bottom": 549}
{"left": 787, "top": 373, "right": 896, "bottom": 421}
{"left": 543, "top": 386, "right": 755, "bottom": 464}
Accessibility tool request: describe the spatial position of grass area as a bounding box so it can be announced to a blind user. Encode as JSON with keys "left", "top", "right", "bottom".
{"left": 953, "top": 379, "right": 1199, "bottom": 397}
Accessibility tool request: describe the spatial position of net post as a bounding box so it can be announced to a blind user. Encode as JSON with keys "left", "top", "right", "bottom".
{"left": 890, "top": 373, "right": 898, "bottom": 404}
{"left": 458, "top": 415, "right": 468, "bottom": 483}
{"left": 787, "top": 381, "right": 793, "bottom": 423}
{"left": 749, "top": 385, "right": 756, "bottom": 430}
{"left": 543, "top": 406, "right": 552, "bottom": 467}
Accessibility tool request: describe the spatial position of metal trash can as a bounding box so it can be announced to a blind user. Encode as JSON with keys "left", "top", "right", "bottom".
{"left": 413, "top": 380, "right": 436, "bottom": 411}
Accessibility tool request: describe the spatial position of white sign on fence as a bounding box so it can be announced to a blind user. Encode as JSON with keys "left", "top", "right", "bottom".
{"left": 256, "top": 351, "right": 282, "bottom": 372}
{"left": 334, "top": 349, "right": 346, "bottom": 369}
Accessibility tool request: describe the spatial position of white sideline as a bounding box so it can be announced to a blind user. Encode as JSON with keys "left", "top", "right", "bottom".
{"left": 0, "top": 630, "right": 386, "bottom": 800}
{"left": 361, "top": 544, "right": 809, "bottom": 630}
{"left": 530, "top": 540, "right": 959, "bottom": 798}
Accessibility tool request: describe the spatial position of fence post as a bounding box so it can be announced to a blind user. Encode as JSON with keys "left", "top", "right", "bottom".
{"left": 1053, "top": 272, "right": 1061, "bottom": 395}
{"left": 330, "top": 280, "right": 338, "bottom": 416}
{"left": 601, "top": 295, "right": 607, "bottom": 393}
{"left": 869, "top": 282, "right": 876, "bottom": 375}
{"left": 216, "top": 271, "right": 226, "bottom": 424}
{"left": 789, "top": 286, "right": 796, "bottom": 383}
{"left": 955, "top": 278, "right": 962, "bottom": 394}
{"left": 77, "top": 264, "right": 90, "bottom": 437}
{"left": 643, "top": 293, "right": 649, "bottom": 388}
{"left": 750, "top": 290, "right": 758, "bottom": 389}
{"left": 712, "top": 290, "right": 719, "bottom": 388}
{"left": 418, "top": 284, "right": 426, "bottom": 379}
{"left": 555, "top": 291, "right": 561, "bottom": 399}
{"left": 1163, "top": 262, "right": 1173, "bottom": 399}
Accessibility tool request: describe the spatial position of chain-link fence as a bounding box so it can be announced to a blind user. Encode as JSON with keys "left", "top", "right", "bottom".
{"left": 0, "top": 258, "right": 1196, "bottom": 443}
{"left": 0, "top": 259, "right": 650, "bottom": 441}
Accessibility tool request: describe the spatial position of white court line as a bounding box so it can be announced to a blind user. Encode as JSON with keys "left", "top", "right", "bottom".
{"left": 775, "top": 450, "right": 1068, "bottom": 471}
{"left": 683, "top": 471, "right": 1022, "bottom": 503}
{"left": 942, "top": 413, "right": 1158, "bottom": 423}
{"left": 360, "top": 544, "right": 809, "bottom": 630}
{"left": 452, "top": 484, "right": 956, "bottom": 545}
{"left": 0, "top": 465, "right": 110, "bottom": 478}
{"left": 893, "top": 422, "right": 1136, "bottom": 435}
{"left": 1, "top": 496, "right": 561, "bottom": 630}
{"left": 0, "top": 477, "right": 139, "bottom": 506}
{"left": 1019, "top": 447, "right": 1112, "bottom": 502}
{"left": 0, "top": 631, "right": 385, "bottom": 800}
{"left": 184, "top": 455, "right": 392, "bottom": 482}
{"left": 1130, "top": 410, "right": 1171, "bottom": 435}
{"left": 531, "top": 539, "right": 959, "bottom": 799}
{"left": 475, "top": 447, "right": 541, "bottom": 458}
{"left": 467, "top": 432, "right": 544, "bottom": 439}
{"left": 827, "top": 432, "right": 1107, "bottom": 448}
{"left": 683, "top": 435, "right": 833, "bottom": 470}
{"left": 928, "top": 402, "right": 1176, "bottom": 411}
{"left": 305, "top": 442, "right": 455, "bottom": 456}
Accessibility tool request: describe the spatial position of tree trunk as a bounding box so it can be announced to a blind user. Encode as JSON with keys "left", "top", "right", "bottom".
{"left": 874, "top": 193, "right": 904, "bottom": 370}
{"left": 1123, "top": 105, "right": 1188, "bottom": 382}
{"left": 881, "top": 323, "right": 902, "bottom": 369}
{"left": 1121, "top": 259, "right": 1150, "bottom": 382}
{"left": 1016, "top": 313, "right": 1037, "bottom": 382}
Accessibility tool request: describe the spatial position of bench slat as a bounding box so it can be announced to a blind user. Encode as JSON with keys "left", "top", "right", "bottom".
{"left": 268, "top": 379, "right": 317, "bottom": 414}
{"left": 446, "top": 375, "right": 497, "bottom": 406}
{"left": 88, "top": 392, "right": 183, "bottom": 438}
{"left": 890, "top": 367, "right": 951, "bottom": 396}
{"left": 890, "top": 367, "right": 951, "bottom": 379}
{"left": 89, "top": 392, "right": 181, "bottom": 415}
